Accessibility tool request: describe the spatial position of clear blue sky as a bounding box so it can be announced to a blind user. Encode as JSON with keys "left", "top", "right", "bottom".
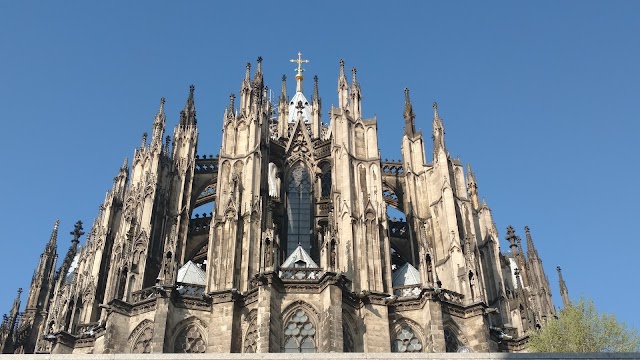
{"left": 1, "top": 1, "right": 638, "bottom": 331}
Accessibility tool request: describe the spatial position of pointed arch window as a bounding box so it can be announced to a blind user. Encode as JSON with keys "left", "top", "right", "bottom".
{"left": 286, "top": 163, "right": 312, "bottom": 257}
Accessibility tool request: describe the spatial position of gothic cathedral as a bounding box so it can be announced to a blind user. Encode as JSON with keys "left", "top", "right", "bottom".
{"left": 0, "top": 54, "right": 567, "bottom": 354}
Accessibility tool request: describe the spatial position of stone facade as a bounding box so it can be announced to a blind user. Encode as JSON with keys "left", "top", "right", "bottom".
{"left": 0, "top": 54, "right": 562, "bottom": 354}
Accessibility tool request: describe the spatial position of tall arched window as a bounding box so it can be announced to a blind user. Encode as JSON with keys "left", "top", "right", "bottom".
{"left": 286, "top": 163, "right": 312, "bottom": 257}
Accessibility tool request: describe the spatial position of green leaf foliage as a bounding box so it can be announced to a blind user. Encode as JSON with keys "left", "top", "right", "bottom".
{"left": 528, "top": 297, "right": 640, "bottom": 352}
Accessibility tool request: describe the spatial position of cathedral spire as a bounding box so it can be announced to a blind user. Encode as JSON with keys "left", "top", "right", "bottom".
{"left": 403, "top": 88, "right": 416, "bottom": 136}
{"left": 432, "top": 102, "right": 446, "bottom": 152}
{"left": 290, "top": 52, "right": 309, "bottom": 94}
{"left": 557, "top": 266, "right": 570, "bottom": 308}
{"left": 180, "top": 85, "right": 196, "bottom": 126}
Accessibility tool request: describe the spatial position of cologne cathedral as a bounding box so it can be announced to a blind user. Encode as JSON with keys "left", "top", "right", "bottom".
{"left": 0, "top": 54, "right": 569, "bottom": 354}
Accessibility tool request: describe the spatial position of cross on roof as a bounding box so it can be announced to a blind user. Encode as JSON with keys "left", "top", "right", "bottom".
{"left": 290, "top": 52, "right": 309, "bottom": 77}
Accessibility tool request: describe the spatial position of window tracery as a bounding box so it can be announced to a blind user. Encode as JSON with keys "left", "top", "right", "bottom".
{"left": 244, "top": 321, "right": 258, "bottom": 353}
{"left": 283, "top": 309, "right": 317, "bottom": 353}
{"left": 132, "top": 327, "right": 153, "bottom": 353}
{"left": 173, "top": 324, "right": 206, "bottom": 353}
{"left": 391, "top": 325, "right": 422, "bottom": 352}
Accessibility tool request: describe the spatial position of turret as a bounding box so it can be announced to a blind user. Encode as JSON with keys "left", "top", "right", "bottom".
{"left": 557, "top": 266, "right": 570, "bottom": 308}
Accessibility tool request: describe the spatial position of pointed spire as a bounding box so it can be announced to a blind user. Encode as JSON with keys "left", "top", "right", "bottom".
{"left": 466, "top": 163, "right": 476, "bottom": 184}
{"left": 280, "top": 75, "right": 287, "bottom": 102}
{"left": 351, "top": 67, "right": 357, "bottom": 84}
{"left": 403, "top": 88, "right": 416, "bottom": 136}
{"left": 140, "top": 132, "right": 148, "bottom": 149}
{"left": 180, "top": 85, "right": 196, "bottom": 126}
{"left": 337, "top": 59, "right": 349, "bottom": 109}
{"left": 557, "top": 266, "right": 570, "bottom": 307}
{"left": 432, "top": 101, "right": 446, "bottom": 152}
{"left": 253, "top": 56, "right": 264, "bottom": 88}
{"left": 154, "top": 97, "right": 166, "bottom": 125}
{"left": 313, "top": 75, "right": 319, "bottom": 102}
{"left": 524, "top": 226, "right": 539, "bottom": 259}
{"left": 121, "top": 157, "right": 128, "bottom": 170}
{"left": 244, "top": 62, "right": 251, "bottom": 82}
{"left": 46, "top": 220, "right": 60, "bottom": 252}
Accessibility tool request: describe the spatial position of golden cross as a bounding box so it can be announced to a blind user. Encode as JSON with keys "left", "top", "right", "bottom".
{"left": 290, "top": 52, "right": 309, "bottom": 76}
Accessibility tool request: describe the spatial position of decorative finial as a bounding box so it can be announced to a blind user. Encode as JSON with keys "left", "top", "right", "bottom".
{"left": 54, "top": 219, "right": 60, "bottom": 231}
{"left": 433, "top": 101, "right": 438, "bottom": 111}
{"left": 160, "top": 97, "right": 165, "bottom": 105}
{"left": 257, "top": 56, "right": 263, "bottom": 64}
{"left": 70, "top": 220, "right": 85, "bottom": 243}
{"left": 229, "top": 93, "right": 235, "bottom": 111}
{"left": 121, "top": 157, "right": 128, "bottom": 169}
{"left": 282, "top": 74, "right": 286, "bottom": 82}
{"left": 141, "top": 132, "right": 148, "bottom": 148}
{"left": 351, "top": 67, "right": 357, "bottom": 82}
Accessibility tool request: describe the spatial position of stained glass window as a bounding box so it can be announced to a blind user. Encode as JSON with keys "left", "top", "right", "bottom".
{"left": 286, "top": 164, "right": 312, "bottom": 256}
{"left": 174, "top": 324, "right": 206, "bottom": 353}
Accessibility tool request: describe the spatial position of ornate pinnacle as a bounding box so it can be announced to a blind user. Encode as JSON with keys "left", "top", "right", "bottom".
{"left": 229, "top": 93, "right": 235, "bottom": 111}
{"left": 403, "top": 88, "right": 415, "bottom": 135}
{"left": 506, "top": 225, "right": 517, "bottom": 250}
{"left": 141, "top": 132, "right": 148, "bottom": 148}
{"left": 70, "top": 220, "right": 85, "bottom": 244}
{"left": 351, "top": 67, "right": 357, "bottom": 83}
{"left": 121, "top": 157, "right": 128, "bottom": 170}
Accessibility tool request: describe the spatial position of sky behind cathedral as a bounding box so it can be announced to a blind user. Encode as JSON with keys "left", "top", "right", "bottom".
{"left": 1, "top": 1, "right": 638, "bottom": 331}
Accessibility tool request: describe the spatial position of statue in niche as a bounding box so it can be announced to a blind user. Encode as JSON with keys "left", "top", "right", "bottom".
{"left": 268, "top": 162, "right": 281, "bottom": 198}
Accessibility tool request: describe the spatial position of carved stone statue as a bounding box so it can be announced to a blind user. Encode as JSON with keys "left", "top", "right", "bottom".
{"left": 268, "top": 162, "right": 280, "bottom": 198}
